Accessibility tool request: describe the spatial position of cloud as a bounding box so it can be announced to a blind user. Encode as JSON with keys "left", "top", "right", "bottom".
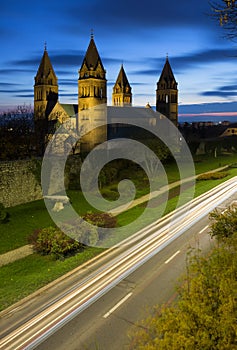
{"left": 9, "top": 50, "right": 123, "bottom": 75}
{"left": 59, "top": 79, "right": 78, "bottom": 87}
{"left": 14, "top": 94, "right": 34, "bottom": 98}
{"left": 59, "top": 79, "right": 76, "bottom": 84}
{"left": 0, "top": 69, "right": 35, "bottom": 75}
{"left": 66, "top": 0, "right": 212, "bottom": 31}
{"left": 130, "top": 69, "right": 160, "bottom": 76}
{"left": 130, "top": 47, "right": 237, "bottom": 78}
{"left": 172, "top": 48, "right": 237, "bottom": 69}
{"left": 201, "top": 82, "right": 237, "bottom": 99}
{"left": 179, "top": 101, "right": 237, "bottom": 114}
{"left": 55, "top": 70, "right": 75, "bottom": 76}
{"left": 59, "top": 93, "right": 78, "bottom": 97}
{"left": 219, "top": 84, "right": 237, "bottom": 91}
{"left": 202, "top": 91, "right": 237, "bottom": 98}
{"left": 0, "top": 83, "right": 22, "bottom": 87}
{"left": 11, "top": 51, "right": 84, "bottom": 68}
{"left": 0, "top": 89, "right": 32, "bottom": 94}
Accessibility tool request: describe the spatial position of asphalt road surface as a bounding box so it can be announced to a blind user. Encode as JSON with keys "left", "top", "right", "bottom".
{"left": 0, "top": 177, "right": 236, "bottom": 350}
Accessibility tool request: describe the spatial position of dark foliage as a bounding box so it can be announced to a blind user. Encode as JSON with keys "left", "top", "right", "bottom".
{"left": 28, "top": 226, "right": 82, "bottom": 259}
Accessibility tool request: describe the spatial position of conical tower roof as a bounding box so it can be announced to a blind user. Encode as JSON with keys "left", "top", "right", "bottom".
{"left": 81, "top": 35, "right": 105, "bottom": 72}
{"left": 115, "top": 64, "right": 130, "bottom": 88}
{"left": 35, "top": 47, "right": 57, "bottom": 82}
{"left": 158, "top": 57, "right": 177, "bottom": 85}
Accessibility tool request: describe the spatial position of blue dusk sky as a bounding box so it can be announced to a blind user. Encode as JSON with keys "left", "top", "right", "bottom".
{"left": 1, "top": 0, "right": 237, "bottom": 117}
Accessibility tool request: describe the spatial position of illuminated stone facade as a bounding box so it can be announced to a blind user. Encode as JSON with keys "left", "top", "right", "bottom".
{"left": 34, "top": 36, "right": 178, "bottom": 152}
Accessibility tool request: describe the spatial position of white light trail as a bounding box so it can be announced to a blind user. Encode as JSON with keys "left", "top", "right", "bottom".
{"left": 1, "top": 176, "right": 236, "bottom": 350}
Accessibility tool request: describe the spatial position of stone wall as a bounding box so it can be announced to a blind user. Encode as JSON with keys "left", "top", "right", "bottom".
{"left": 0, "top": 159, "right": 42, "bottom": 207}
{"left": 0, "top": 156, "right": 82, "bottom": 208}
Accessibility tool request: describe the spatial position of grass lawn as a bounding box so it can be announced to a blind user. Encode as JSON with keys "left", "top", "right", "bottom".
{"left": 0, "top": 246, "right": 103, "bottom": 312}
{"left": 0, "top": 191, "right": 97, "bottom": 254}
{"left": 194, "top": 153, "right": 237, "bottom": 174}
{"left": 1, "top": 154, "right": 236, "bottom": 254}
{"left": 0, "top": 154, "right": 236, "bottom": 311}
{"left": 113, "top": 167, "right": 237, "bottom": 241}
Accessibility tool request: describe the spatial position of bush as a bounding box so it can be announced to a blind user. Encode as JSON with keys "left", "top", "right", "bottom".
{"left": 83, "top": 212, "right": 117, "bottom": 228}
{"left": 83, "top": 212, "right": 117, "bottom": 240}
{"left": 28, "top": 226, "right": 82, "bottom": 259}
{"left": 197, "top": 171, "right": 228, "bottom": 181}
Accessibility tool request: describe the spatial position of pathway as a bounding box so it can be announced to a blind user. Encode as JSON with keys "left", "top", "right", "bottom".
{"left": 0, "top": 165, "right": 230, "bottom": 266}
{"left": 0, "top": 245, "right": 33, "bottom": 267}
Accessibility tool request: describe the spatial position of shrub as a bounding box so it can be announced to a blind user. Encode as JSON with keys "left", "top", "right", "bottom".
{"left": 28, "top": 226, "right": 82, "bottom": 259}
{"left": 83, "top": 212, "right": 117, "bottom": 240}
{"left": 197, "top": 171, "right": 228, "bottom": 181}
{"left": 83, "top": 212, "right": 117, "bottom": 228}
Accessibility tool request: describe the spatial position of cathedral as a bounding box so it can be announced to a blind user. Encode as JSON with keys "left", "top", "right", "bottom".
{"left": 34, "top": 34, "right": 178, "bottom": 153}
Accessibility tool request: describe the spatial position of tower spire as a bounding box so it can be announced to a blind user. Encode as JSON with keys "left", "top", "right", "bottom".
{"left": 91, "top": 28, "right": 94, "bottom": 39}
{"left": 44, "top": 41, "right": 47, "bottom": 51}
{"left": 156, "top": 57, "right": 178, "bottom": 125}
{"left": 112, "top": 65, "right": 132, "bottom": 106}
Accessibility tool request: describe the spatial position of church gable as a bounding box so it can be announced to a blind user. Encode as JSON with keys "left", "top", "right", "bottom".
{"left": 48, "top": 102, "right": 70, "bottom": 123}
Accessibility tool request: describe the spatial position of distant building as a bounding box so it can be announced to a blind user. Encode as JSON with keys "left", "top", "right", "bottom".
{"left": 221, "top": 124, "right": 237, "bottom": 137}
{"left": 34, "top": 35, "right": 178, "bottom": 152}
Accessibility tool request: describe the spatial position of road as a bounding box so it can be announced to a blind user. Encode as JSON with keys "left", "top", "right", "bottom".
{"left": 35, "top": 216, "right": 214, "bottom": 350}
{"left": 0, "top": 176, "right": 236, "bottom": 350}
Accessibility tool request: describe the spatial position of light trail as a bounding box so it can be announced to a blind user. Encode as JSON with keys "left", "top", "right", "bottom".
{"left": 0, "top": 176, "right": 236, "bottom": 350}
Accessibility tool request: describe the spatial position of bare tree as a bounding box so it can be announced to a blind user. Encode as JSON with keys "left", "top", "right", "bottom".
{"left": 0, "top": 104, "right": 35, "bottom": 160}
{"left": 210, "top": 0, "right": 237, "bottom": 39}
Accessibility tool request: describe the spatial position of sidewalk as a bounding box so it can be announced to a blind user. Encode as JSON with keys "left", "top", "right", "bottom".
{"left": 109, "top": 165, "right": 229, "bottom": 215}
{"left": 0, "top": 165, "right": 230, "bottom": 266}
{"left": 0, "top": 245, "right": 33, "bottom": 267}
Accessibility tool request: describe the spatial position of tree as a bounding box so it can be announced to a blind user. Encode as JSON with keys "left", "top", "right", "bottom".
{"left": 0, "top": 104, "right": 35, "bottom": 160}
{"left": 209, "top": 205, "right": 237, "bottom": 239}
{"left": 129, "top": 237, "right": 237, "bottom": 349}
{"left": 128, "top": 208, "right": 237, "bottom": 349}
{"left": 210, "top": 0, "right": 237, "bottom": 39}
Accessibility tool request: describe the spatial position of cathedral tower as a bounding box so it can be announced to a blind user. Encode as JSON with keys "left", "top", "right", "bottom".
{"left": 34, "top": 45, "right": 58, "bottom": 122}
{"left": 78, "top": 34, "right": 107, "bottom": 111}
{"left": 78, "top": 34, "right": 107, "bottom": 151}
{"left": 112, "top": 65, "right": 132, "bottom": 106}
{"left": 156, "top": 57, "right": 178, "bottom": 126}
